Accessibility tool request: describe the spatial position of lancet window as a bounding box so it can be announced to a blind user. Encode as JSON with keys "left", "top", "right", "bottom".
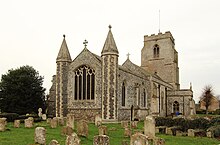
{"left": 153, "top": 44, "right": 160, "bottom": 58}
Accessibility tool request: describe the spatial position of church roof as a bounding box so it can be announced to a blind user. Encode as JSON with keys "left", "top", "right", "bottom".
{"left": 56, "top": 35, "right": 72, "bottom": 62}
{"left": 101, "top": 25, "right": 119, "bottom": 56}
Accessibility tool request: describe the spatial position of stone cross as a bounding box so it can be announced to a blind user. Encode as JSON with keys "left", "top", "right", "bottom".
{"left": 83, "top": 39, "right": 88, "bottom": 48}
{"left": 126, "top": 53, "right": 130, "bottom": 59}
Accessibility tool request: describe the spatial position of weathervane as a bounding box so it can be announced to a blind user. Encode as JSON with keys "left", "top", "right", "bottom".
{"left": 83, "top": 39, "right": 88, "bottom": 48}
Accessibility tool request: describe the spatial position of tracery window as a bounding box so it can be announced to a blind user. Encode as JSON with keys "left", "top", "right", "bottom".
{"left": 173, "top": 101, "right": 179, "bottom": 113}
{"left": 153, "top": 44, "right": 160, "bottom": 58}
{"left": 122, "top": 82, "right": 126, "bottom": 107}
{"left": 74, "top": 65, "right": 95, "bottom": 100}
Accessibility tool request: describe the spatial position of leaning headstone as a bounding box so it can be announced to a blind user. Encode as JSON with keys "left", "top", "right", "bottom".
{"left": 144, "top": 115, "right": 155, "bottom": 139}
{"left": 0, "top": 118, "right": 7, "bottom": 131}
{"left": 42, "top": 114, "right": 47, "bottom": 120}
{"left": 121, "top": 121, "right": 129, "bottom": 128}
{"left": 62, "top": 126, "right": 74, "bottom": 136}
{"left": 38, "top": 108, "right": 43, "bottom": 117}
{"left": 95, "top": 114, "right": 102, "bottom": 127}
{"left": 49, "top": 139, "right": 60, "bottom": 145}
{"left": 124, "top": 127, "right": 131, "bottom": 137}
{"left": 50, "top": 118, "right": 58, "bottom": 128}
{"left": 153, "top": 137, "right": 165, "bottom": 145}
{"left": 66, "top": 114, "right": 74, "bottom": 129}
{"left": 77, "top": 120, "right": 88, "bottom": 137}
{"left": 188, "top": 129, "right": 195, "bottom": 137}
{"left": 98, "top": 125, "right": 108, "bottom": 135}
{"left": 66, "top": 132, "right": 81, "bottom": 145}
{"left": 35, "top": 127, "right": 46, "bottom": 145}
{"left": 14, "top": 120, "right": 20, "bottom": 128}
{"left": 93, "top": 135, "right": 110, "bottom": 145}
{"left": 130, "top": 132, "right": 149, "bottom": 145}
{"left": 25, "top": 117, "right": 34, "bottom": 128}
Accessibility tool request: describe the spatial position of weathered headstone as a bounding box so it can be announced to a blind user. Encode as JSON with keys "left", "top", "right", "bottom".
{"left": 66, "top": 132, "right": 81, "bottom": 145}
{"left": 131, "top": 121, "right": 138, "bottom": 129}
{"left": 25, "top": 117, "right": 34, "bottom": 128}
{"left": 130, "top": 132, "right": 149, "bottom": 145}
{"left": 98, "top": 125, "right": 107, "bottom": 135}
{"left": 206, "top": 131, "right": 213, "bottom": 138}
{"left": 14, "top": 120, "right": 20, "bottom": 128}
{"left": 58, "top": 117, "right": 65, "bottom": 126}
{"left": 47, "top": 118, "right": 52, "bottom": 124}
{"left": 42, "top": 114, "right": 47, "bottom": 120}
{"left": 121, "top": 121, "right": 129, "bottom": 128}
{"left": 144, "top": 115, "right": 155, "bottom": 139}
{"left": 38, "top": 108, "right": 43, "bottom": 117}
{"left": 66, "top": 114, "right": 74, "bottom": 129}
{"left": 153, "top": 137, "right": 165, "bottom": 145}
{"left": 35, "top": 127, "right": 46, "bottom": 145}
{"left": 187, "top": 129, "right": 195, "bottom": 137}
{"left": 122, "top": 140, "right": 129, "bottom": 145}
{"left": 93, "top": 135, "right": 110, "bottom": 145}
{"left": 124, "top": 127, "right": 131, "bottom": 137}
{"left": 0, "top": 118, "right": 7, "bottom": 131}
{"left": 77, "top": 120, "right": 88, "bottom": 137}
{"left": 165, "top": 127, "right": 173, "bottom": 135}
{"left": 50, "top": 118, "right": 58, "bottom": 128}
{"left": 95, "top": 114, "right": 102, "bottom": 127}
{"left": 49, "top": 139, "right": 60, "bottom": 145}
{"left": 62, "top": 126, "right": 74, "bottom": 136}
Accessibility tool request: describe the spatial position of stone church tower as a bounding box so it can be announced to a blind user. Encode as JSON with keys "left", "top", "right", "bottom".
{"left": 101, "top": 25, "right": 118, "bottom": 121}
{"left": 56, "top": 35, "right": 72, "bottom": 117}
{"left": 141, "top": 32, "right": 180, "bottom": 90}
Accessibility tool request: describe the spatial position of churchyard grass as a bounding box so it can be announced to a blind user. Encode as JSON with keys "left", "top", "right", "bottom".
{"left": 0, "top": 121, "right": 219, "bottom": 145}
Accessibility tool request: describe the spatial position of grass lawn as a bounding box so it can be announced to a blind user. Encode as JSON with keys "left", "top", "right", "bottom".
{"left": 0, "top": 121, "right": 219, "bottom": 145}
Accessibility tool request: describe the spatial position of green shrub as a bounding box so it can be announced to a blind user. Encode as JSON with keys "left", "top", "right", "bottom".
{"left": 196, "top": 110, "right": 206, "bottom": 114}
{"left": 207, "top": 125, "right": 220, "bottom": 138}
{"left": 210, "top": 116, "right": 220, "bottom": 126}
{"left": 213, "top": 109, "right": 220, "bottom": 115}
{"left": 155, "top": 117, "right": 174, "bottom": 127}
{"left": 189, "top": 118, "right": 210, "bottom": 130}
{"left": 0, "top": 113, "right": 19, "bottom": 122}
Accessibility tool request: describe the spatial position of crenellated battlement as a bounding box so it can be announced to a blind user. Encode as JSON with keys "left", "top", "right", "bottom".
{"left": 144, "top": 31, "right": 175, "bottom": 43}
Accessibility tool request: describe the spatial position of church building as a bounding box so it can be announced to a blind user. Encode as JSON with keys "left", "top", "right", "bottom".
{"left": 48, "top": 26, "right": 196, "bottom": 121}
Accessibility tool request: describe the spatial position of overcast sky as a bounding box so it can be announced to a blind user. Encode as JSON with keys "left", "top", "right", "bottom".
{"left": 0, "top": 0, "right": 219, "bottom": 103}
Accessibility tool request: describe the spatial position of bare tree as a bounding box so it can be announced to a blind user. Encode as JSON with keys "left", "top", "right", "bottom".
{"left": 200, "top": 85, "right": 214, "bottom": 114}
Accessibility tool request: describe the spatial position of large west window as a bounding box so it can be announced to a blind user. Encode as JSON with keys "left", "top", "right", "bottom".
{"left": 74, "top": 65, "right": 95, "bottom": 100}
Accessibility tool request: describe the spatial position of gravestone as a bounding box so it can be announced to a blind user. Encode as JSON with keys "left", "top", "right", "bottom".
{"left": 130, "top": 132, "right": 149, "bottom": 145}
{"left": 14, "top": 120, "right": 20, "bottom": 128}
{"left": 124, "top": 127, "right": 131, "bottom": 137}
{"left": 98, "top": 125, "right": 107, "bottom": 135}
{"left": 153, "top": 137, "right": 165, "bottom": 145}
{"left": 165, "top": 127, "right": 172, "bottom": 135}
{"left": 95, "top": 114, "right": 102, "bottom": 127}
{"left": 58, "top": 117, "right": 65, "bottom": 126}
{"left": 35, "top": 127, "right": 46, "bottom": 145}
{"left": 62, "top": 126, "right": 74, "bottom": 136}
{"left": 38, "top": 108, "right": 43, "bottom": 117}
{"left": 206, "top": 131, "right": 213, "bottom": 138}
{"left": 144, "top": 115, "right": 155, "bottom": 139}
{"left": 121, "top": 121, "right": 129, "bottom": 128}
{"left": 93, "top": 135, "right": 110, "bottom": 145}
{"left": 122, "top": 140, "right": 129, "bottom": 145}
{"left": 131, "top": 121, "right": 138, "bottom": 129}
{"left": 25, "top": 117, "right": 34, "bottom": 128}
{"left": 50, "top": 118, "right": 58, "bottom": 128}
{"left": 49, "top": 139, "right": 60, "bottom": 145}
{"left": 0, "top": 118, "right": 7, "bottom": 131}
{"left": 187, "top": 129, "right": 194, "bottom": 137}
{"left": 42, "top": 114, "right": 47, "bottom": 120}
{"left": 66, "top": 132, "right": 81, "bottom": 145}
{"left": 66, "top": 114, "right": 74, "bottom": 129}
{"left": 77, "top": 120, "right": 88, "bottom": 137}
{"left": 47, "top": 118, "right": 52, "bottom": 124}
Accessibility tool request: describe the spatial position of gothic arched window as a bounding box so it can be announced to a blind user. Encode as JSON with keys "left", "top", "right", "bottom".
{"left": 143, "top": 89, "right": 147, "bottom": 107}
{"left": 122, "top": 82, "right": 126, "bottom": 107}
{"left": 74, "top": 65, "right": 95, "bottom": 100}
{"left": 153, "top": 44, "right": 160, "bottom": 58}
{"left": 173, "top": 101, "right": 179, "bottom": 113}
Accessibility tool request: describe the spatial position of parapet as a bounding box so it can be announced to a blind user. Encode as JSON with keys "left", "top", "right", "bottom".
{"left": 144, "top": 31, "right": 175, "bottom": 43}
